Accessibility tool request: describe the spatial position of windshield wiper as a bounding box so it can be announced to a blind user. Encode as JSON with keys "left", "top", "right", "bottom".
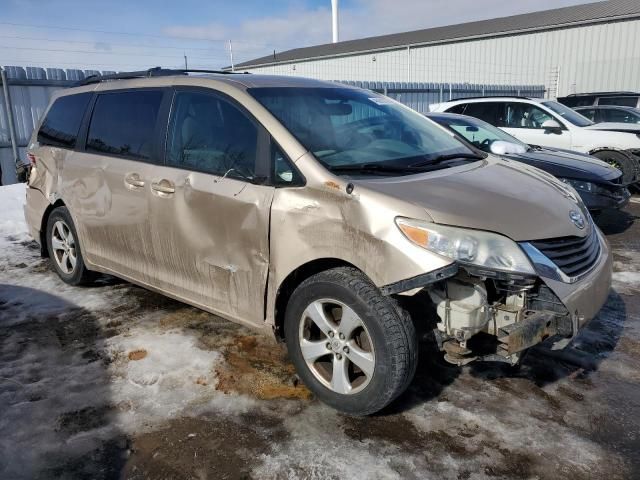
{"left": 327, "top": 163, "right": 433, "bottom": 174}
{"left": 409, "top": 153, "right": 485, "bottom": 168}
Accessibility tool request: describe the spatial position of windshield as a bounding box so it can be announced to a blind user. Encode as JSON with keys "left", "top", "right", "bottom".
{"left": 542, "top": 101, "right": 594, "bottom": 127}
{"left": 249, "top": 87, "right": 475, "bottom": 174}
{"left": 431, "top": 114, "right": 528, "bottom": 153}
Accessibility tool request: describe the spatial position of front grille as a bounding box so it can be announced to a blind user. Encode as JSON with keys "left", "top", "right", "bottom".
{"left": 529, "top": 228, "right": 600, "bottom": 278}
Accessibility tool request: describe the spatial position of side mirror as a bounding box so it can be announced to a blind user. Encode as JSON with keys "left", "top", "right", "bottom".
{"left": 541, "top": 119, "right": 562, "bottom": 133}
{"left": 490, "top": 140, "right": 528, "bottom": 155}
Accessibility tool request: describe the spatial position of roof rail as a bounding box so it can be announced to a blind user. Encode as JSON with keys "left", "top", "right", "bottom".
{"left": 562, "top": 91, "right": 639, "bottom": 97}
{"left": 447, "top": 95, "right": 537, "bottom": 102}
{"left": 76, "top": 66, "right": 249, "bottom": 86}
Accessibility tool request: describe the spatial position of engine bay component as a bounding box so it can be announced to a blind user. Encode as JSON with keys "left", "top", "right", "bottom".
{"left": 429, "top": 277, "right": 490, "bottom": 341}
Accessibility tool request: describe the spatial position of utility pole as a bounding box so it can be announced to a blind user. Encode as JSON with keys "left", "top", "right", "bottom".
{"left": 228, "top": 40, "right": 235, "bottom": 72}
{"left": 331, "top": 0, "right": 339, "bottom": 43}
{"left": 184, "top": 53, "right": 188, "bottom": 69}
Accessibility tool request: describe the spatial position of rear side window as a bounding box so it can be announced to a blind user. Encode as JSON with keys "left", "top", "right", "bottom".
{"left": 166, "top": 91, "right": 258, "bottom": 181}
{"left": 598, "top": 96, "right": 639, "bottom": 107}
{"left": 456, "top": 102, "right": 504, "bottom": 126}
{"left": 38, "top": 93, "right": 91, "bottom": 148}
{"left": 558, "top": 96, "right": 596, "bottom": 108}
{"left": 601, "top": 108, "right": 640, "bottom": 124}
{"left": 87, "top": 90, "right": 163, "bottom": 160}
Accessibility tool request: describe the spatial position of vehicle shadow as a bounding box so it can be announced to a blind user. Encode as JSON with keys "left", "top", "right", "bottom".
{"left": 385, "top": 289, "right": 626, "bottom": 414}
{"left": 0, "top": 284, "right": 128, "bottom": 480}
{"left": 502, "top": 289, "right": 627, "bottom": 386}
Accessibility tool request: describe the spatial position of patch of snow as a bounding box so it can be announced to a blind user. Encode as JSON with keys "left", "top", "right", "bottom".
{"left": 253, "top": 404, "right": 423, "bottom": 480}
{"left": 105, "top": 328, "right": 225, "bottom": 430}
{"left": 613, "top": 271, "right": 640, "bottom": 295}
{"left": 0, "top": 183, "right": 28, "bottom": 240}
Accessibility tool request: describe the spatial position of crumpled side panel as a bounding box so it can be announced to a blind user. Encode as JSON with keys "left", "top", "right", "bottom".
{"left": 266, "top": 153, "right": 453, "bottom": 325}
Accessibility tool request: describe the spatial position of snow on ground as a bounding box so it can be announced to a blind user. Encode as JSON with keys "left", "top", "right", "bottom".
{"left": 1, "top": 183, "right": 640, "bottom": 479}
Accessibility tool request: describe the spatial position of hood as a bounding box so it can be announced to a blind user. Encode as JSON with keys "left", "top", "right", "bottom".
{"left": 584, "top": 122, "right": 640, "bottom": 133}
{"left": 506, "top": 147, "right": 621, "bottom": 182}
{"left": 354, "top": 157, "right": 590, "bottom": 242}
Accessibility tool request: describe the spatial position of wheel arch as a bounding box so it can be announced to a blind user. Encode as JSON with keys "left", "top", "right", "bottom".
{"left": 272, "top": 257, "right": 365, "bottom": 340}
{"left": 40, "top": 199, "right": 66, "bottom": 258}
{"left": 588, "top": 146, "right": 627, "bottom": 155}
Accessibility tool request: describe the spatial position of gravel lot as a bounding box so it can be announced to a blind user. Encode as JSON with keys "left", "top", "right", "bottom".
{"left": 1, "top": 184, "right": 639, "bottom": 480}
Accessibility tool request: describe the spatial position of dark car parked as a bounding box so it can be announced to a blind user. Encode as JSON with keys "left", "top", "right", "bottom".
{"left": 575, "top": 105, "right": 640, "bottom": 125}
{"left": 426, "top": 112, "right": 631, "bottom": 213}
{"left": 557, "top": 92, "right": 640, "bottom": 109}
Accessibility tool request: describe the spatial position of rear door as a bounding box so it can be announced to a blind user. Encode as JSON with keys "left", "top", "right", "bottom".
{"left": 62, "top": 89, "right": 167, "bottom": 282}
{"left": 500, "top": 102, "right": 572, "bottom": 149}
{"left": 147, "top": 88, "right": 275, "bottom": 325}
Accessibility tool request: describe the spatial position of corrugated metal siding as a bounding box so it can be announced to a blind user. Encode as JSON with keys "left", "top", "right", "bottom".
{"left": 0, "top": 66, "right": 110, "bottom": 184}
{"left": 243, "top": 18, "right": 640, "bottom": 96}
{"left": 236, "top": 0, "right": 640, "bottom": 68}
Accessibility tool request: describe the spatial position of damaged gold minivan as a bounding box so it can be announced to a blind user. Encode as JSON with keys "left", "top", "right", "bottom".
{"left": 24, "top": 69, "right": 612, "bottom": 415}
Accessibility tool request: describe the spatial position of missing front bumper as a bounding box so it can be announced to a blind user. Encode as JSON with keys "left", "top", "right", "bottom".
{"left": 497, "top": 311, "right": 573, "bottom": 356}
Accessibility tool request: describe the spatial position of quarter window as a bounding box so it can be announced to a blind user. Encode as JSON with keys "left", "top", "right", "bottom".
{"left": 87, "top": 90, "right": 163, "bottom": 160}
{"left": 166, "top": 91, "right": 258, "bottom": 180}
{"left": 38, "top": 93, "right": 92, "bottom": 148}
{"left": 504, "top": 103, "right": 553, "bottom": 129}
{"left": 272, "top": 145, "right": 303, "bottom": 186}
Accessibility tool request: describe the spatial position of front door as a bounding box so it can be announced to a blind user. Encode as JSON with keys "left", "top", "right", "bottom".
{"left": 148, "top": 88, "right": 274, "bottom": 326}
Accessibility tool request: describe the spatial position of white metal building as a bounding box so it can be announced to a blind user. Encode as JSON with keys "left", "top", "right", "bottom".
{"left": 234, "top": 0, "right": 640, "bottom": 97}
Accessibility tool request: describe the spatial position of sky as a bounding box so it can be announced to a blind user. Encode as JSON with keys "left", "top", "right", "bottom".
{"left": 0, "top": 0, "right": 601, "bottom": 72}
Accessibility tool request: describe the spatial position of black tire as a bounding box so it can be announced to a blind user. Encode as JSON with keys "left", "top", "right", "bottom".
{"left": 284, "top": 267, "right": 418, "bottom": 415}
{"left": 46, "top": 206, "right": 96, "bottom": 285}
{"left": 591, "top": 150, "right": 637, "bottom": 184}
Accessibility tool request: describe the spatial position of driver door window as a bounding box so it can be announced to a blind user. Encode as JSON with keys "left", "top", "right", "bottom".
{"left": 166, "top": 91, "right": 258, "bottom": 181}
{"left": 504, "top": 103, "right": 553, "bottom": 129}
{"left": 502, "top": 102, "right": 571, "bottom": 149}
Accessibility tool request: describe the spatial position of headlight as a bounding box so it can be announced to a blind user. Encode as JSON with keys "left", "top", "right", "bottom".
{"left": 395, "top": 218, "right": 535, "bottom": 275}
{"left": 559, "top": 178, "right": 595, "bottom": 193}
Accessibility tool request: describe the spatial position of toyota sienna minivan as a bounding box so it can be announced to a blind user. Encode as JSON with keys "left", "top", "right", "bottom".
{"left": 24, "top": 69, "right": 612, "bottom": 415}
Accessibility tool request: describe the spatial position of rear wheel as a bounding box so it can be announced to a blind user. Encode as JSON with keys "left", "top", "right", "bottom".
{"left": 591, "top": 150, "right": 637, "bottom": 184}
{"left": 284, "top": 267, "right": 417, "bottom": 415}
{"left": 46, "top": 206, "right": 95, "bottom": 285}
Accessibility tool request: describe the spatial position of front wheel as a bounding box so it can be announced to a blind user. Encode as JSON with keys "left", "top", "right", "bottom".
{"left": 591, "top": 150, "right": 637, "bottom": 184}
{"left": 284, "top": 267, "right": 417, "bottom": 415}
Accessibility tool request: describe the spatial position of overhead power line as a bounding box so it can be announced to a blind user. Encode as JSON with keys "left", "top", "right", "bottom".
{"left": 0, "top": 34, "right": 233, "bottom": 52}
{"left": 0, "top": 22, "right": 289, "bottom": 51}
{"left": 0, "top": 44, "right": 228, "bottom": 61}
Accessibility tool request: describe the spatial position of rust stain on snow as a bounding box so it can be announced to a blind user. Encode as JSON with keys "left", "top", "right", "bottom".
{"left": 215, "top": 335, "right": 312, "bottom": 401}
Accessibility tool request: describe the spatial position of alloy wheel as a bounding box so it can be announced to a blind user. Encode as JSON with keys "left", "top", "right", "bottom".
{"left": 51, "top": 220, "right": 77, "bottom": 275}
{"left": 298, "top": 299, "right": 375, "bottom": 395}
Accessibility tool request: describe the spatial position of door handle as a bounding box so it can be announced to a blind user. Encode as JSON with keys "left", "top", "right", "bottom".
{"left": 151, "top": 179, "right": 175, "bottom": 195}
{"left": 124, "top": 173, "right": 145, "bottom": 188}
